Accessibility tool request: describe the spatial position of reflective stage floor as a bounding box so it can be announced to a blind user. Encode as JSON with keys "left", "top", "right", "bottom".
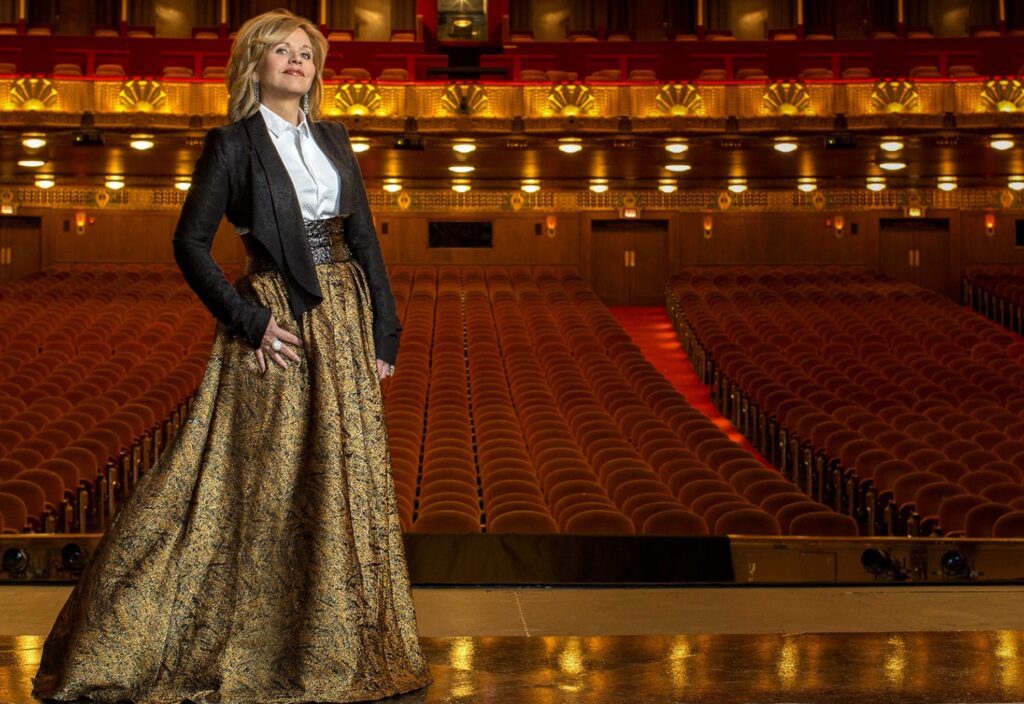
{"left": 4, "top": 631, "right": 1024, "bottom": 703}
{"left": 4, "top": 587, "right": 1024, "bottom": 703}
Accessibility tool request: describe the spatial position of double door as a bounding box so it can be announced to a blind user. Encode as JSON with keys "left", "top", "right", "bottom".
{"left": 588, "top": 219, "right": 669, "bottom": 306}
{"left": 878, "top": 218, "right": 953, "bottom": 299}
{"left": 0, "top": 217, "right": 42, "bottom": 283}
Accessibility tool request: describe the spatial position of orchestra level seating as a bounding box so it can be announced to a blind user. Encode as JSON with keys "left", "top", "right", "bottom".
{"left": 666, "top": 266, "right": 1024, "bottom": 538}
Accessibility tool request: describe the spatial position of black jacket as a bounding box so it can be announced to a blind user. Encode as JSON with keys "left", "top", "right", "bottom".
{"left": 172, "top": 110, "right": 402, "bottom": 364}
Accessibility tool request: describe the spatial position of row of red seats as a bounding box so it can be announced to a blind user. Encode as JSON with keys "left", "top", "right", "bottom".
{"left": 666, "top": 266, "right": 1024, "bottom": 538}
{"left": 382, "top": 265, "right": 854, "bottom": 535}
{"left": 0, "top": 265, "right": 215, "bottom": 534}
{"left": 964, "top": 267, "right": 1024, "bottom": 337}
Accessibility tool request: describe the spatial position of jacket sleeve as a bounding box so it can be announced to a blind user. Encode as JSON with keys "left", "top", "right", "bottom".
{"left": 335, "top": 121, "right": 403, "bottom": 365}
{"left": 172, "top": 127, "right": 271, "bottom": 349}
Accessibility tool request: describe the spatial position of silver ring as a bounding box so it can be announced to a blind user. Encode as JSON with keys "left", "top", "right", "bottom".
{"left": 386, "top": 364, "right": 395, "bottom": 377}
{"left": 271, "top": 339, "right": 283, "bottom": 352}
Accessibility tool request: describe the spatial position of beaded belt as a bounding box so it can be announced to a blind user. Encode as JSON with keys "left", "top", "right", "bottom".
{"left": 244, "top": 216, "right": 352, "bottom": 275}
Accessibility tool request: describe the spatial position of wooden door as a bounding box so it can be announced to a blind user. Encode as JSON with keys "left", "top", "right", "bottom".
{"left": 878, "top": 219, "right": 918, "bottom": 285}
{"left": 630, "top": 224, "right": 670, "bottom": 305}
{"left": 589, "top": 225, "right": 631, "bottom": 306}
{"left": 0, "top": 217, "right": 42, "bottom": 283}
{"left": 914, "top": 219, "right": 953, "bottom": 299}
{"left": 589, "top": 220, "right": 669, "bottom": 305}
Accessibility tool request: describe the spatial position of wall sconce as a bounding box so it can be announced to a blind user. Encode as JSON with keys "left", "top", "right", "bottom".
{"left": 833, "top": 215, "right": 845, "bottom": 238}
{"left": 75, "top": 211, "right": 87, "bottom": 235}
{"left": 984, "top": 212, "right": 996, "bottom": 237}
{"left": 702, "top": 215, "right": 713, "bottom": 239}
{"left": 545, "top": 214, "right": 557, "bottom": 237}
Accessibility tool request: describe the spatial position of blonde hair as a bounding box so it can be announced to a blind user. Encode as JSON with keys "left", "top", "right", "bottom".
{"left": 225, "top": 9, "right": 328, "bottom": 123}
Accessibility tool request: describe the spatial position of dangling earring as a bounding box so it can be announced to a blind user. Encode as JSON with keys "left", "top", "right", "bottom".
{"left": 251, "top": 78, "right": 261, "bottom": 104}
{"left": 300, "top": 92, "right": 310, "bottom": 115}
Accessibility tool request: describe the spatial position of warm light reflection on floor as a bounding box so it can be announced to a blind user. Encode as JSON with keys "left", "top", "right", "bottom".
{"left": 5, "top": 632, "right": 1024, "bottom": 703}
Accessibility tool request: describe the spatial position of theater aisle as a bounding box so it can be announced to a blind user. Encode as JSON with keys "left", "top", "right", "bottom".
{"left": 610, "top": 306, "right": 768, "bottom": 464}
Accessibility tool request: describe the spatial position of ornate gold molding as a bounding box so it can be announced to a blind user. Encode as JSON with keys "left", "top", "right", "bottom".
{"left": 7, "top": 185, "right": 1018, "bottom": 214}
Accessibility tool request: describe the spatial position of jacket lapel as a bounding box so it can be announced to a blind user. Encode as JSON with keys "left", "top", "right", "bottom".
{"left": 242, "top": 111, "right": 323, "bottom": 315}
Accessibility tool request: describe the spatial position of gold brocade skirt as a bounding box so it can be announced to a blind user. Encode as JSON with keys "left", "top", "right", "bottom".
{"left": 31, "top": 251, "right": 432, "bottom": 703}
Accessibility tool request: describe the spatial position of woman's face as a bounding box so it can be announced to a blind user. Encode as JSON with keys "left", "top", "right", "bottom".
{"left": 252, "top": 26, "right": 315, "bottom": 104}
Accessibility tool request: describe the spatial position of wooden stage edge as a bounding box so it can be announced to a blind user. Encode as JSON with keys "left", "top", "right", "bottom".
{"left": 4, "top": 533, "right": 1024, "bottom": 585}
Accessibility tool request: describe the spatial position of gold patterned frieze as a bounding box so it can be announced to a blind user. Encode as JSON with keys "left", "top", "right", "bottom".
{"left": 13, "top": 185, "right": 1013, "bottom": 213}
{"left": 639, "top": 83, "right": 705, "bottom": 117}
{"left": 846, "top": 80, "right": 944, "bottom": 115}
{"left": 972, "top": 78, "right": 1024, "bottom": 113}
{"left": 6, "top": 77, "right": 61, "bottom": 111}
{"left": 331, "top": 82, "right": 384, "bottom": 116}
{"left": 115, "top": 79, "right": 169, "bottom": 112}
{"left": 0, "top": 79, "right": 1019, "bottom": 126}
{"left": 759, "top": 82, "right": 813, "bottom": 116}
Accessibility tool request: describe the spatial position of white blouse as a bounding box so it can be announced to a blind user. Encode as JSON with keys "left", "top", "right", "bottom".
{"left": 258, "top": 102, "right": 340, "bottom": 221}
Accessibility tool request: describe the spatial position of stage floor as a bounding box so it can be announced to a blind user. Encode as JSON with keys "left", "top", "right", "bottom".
{"left": 4, "top": 586, "right": 1024, "bottom": 703}
{"left": 3, "top": 631, "right": 1024, "bottom": 703}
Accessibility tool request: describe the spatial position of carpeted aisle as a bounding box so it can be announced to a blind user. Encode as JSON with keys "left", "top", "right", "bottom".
{"left": 610, "top": 306, "right": 770, "bottom": 465}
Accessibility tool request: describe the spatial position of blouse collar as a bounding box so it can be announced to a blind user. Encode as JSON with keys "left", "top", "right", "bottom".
{"left": 258, "top": 102, "right": 311, "bottom": 139}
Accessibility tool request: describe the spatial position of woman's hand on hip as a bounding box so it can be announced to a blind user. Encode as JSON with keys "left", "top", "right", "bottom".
{"left": 256, "top": 315, "right": 303, "bottom": 374}
{"left": 376, "top": 359, "right": 395, "bottom": 381}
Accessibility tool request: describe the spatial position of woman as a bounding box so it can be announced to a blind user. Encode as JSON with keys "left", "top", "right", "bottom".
{"left": 32, "top": 9, "right": 432, "bottom": 703}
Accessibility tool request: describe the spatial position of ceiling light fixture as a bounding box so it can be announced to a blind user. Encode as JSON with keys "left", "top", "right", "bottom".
{"left": 17, "top": 159, "right": 44, "bottom": 168}
{"left": 879, "top": 136, "right": 904, "bottom": 152}
{"left": 451, "top": 180, "right": 472, "bottom": 193}
{"left": 174, "top": 178, "right": 191, "bottom": 191}
{"left": 129, "top": 133, "right": 154, "bottom": 150}
{"left": 382, "top": 178, "right": 402, "bottom": 193}
{"left": 350, "top": 137, "right": 370, "bottom": 153}
{"left": 589, "top": 179, "right": 609, "bottom": 193}
{"left": 558, "top": 137, "right": 582, "bottom": 154}
{"left": 664, "top": 163, "right": 692, "bottom": 173}
{"left": 773, "top": 137, "right": 798, "bottom": 153}
{"left": 797, "top": 178, "right": 817, "bottom": 192}
{"left": 452, "top": 139, "right": 476, "bottom": 154}
{"left": 664, "top": 138, "right": 689, "bottom": 154}
{"left": 936, "top": 176, "right": 958, "bottom": 192}
{"left": 448, "top": 165, "right": 475, "bottom": 174}
{"left": 727, "top": 178, "right": 747, "bottom": 193}
{"left": 877, "top": 153, "right": 907, "bottom": 171}
{"left": 21, "top": 132, "right": 46, "bottom": 149}
{"left": 990, "top": 133, "right": 1015, "bottom": 150}
{"left": 866, "top": 177, "right": 886, "bottom": 191}
{"left": 658, "top": 179, "right": 678, "bottom": 193}
{"left": 521, "top": 179, "right": 541, "bottom": 193}
{"left": 105, "top": 177, "right": 125, "bottom": 190}
{"left": 35, "top": 176, "right": 55, "bottom": 189}
{"left": 1008, "top": 177, "right": 1024, "bottom": 191}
